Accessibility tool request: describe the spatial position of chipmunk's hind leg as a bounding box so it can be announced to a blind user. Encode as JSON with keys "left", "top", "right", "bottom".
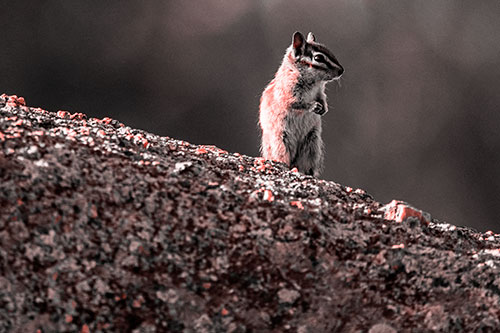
{"left": 292, "top": 127, "right": 324, "bottom": 176}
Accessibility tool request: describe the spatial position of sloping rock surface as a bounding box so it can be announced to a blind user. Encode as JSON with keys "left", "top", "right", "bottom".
{"left": 1, "top": 94, "right": 500, "bottom": 332}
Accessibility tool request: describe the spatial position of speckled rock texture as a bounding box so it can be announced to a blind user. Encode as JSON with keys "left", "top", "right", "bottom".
{"left": 1, "top": 93, "right": 500, "bottom": 332}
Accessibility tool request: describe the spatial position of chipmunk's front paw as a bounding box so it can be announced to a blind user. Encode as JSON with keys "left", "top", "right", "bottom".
{"left": 311, "top": 102, "right": 327, "bottom": 115}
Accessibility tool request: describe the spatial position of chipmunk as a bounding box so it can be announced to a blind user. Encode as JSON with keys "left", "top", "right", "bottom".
{"left": 259, "top": 31, "right": 343, "bottom": 176}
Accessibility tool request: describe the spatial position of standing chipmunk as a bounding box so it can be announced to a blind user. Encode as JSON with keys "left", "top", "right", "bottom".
{"left": 259, "top": 31, "right": 343, "bottom": 176}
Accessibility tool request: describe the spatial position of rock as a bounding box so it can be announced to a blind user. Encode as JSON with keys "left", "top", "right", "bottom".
{"left": 277, "top": 288, "right": 301, "bottom": 304}
{"left": 368, "top": 323, "right": 397, "bottom": 333}
{"left": 381, "top": 199, "right": 431, "bottom": 224}
{"left": 1, "top": 93, "right": 500, "bottom": 332}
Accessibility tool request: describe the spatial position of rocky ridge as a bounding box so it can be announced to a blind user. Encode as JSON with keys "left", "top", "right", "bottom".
{"left": 1, "top": 94, "right": 500, "bottom": 332}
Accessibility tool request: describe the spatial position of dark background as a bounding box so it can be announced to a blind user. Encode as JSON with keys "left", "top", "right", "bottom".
{"left": 2, "top": 1, "right": 500, "bottom": 231}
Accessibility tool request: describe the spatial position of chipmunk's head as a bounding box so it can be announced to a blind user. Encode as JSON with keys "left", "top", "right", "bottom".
{"left": 290, "top": 31, "right": 344, "bottom": 82}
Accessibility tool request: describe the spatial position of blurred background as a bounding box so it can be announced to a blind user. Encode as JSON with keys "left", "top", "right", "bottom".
{"left": 2, "top": 1, "right": 500, "bottom": 231}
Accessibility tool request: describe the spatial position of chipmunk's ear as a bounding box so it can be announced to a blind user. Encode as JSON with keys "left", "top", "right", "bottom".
{"left": 307, "top": 32, "right": 316, "bottom": 43}
{"left": 292, "top": 31, "right": 305, "bottom": 56}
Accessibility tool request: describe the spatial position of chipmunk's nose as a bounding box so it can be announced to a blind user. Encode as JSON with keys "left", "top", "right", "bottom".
{"left": 333, "top": 66, "right": 343, "bottom": 79}
{"left": 337, "top": 66, "right": 344, "bottom": 77}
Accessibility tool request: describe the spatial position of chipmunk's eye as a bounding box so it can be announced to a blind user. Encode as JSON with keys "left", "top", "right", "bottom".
{"left": 313, "top": 54, "right": 325, "bottom": 63}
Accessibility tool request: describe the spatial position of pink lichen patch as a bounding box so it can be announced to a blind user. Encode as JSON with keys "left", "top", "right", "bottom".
{"left": 206, "top": 146, "right": 228, "bottom": 155}
{"left": 2, "top": 94, "right": 26, "bottom": 107}
{"left": 89, "top": 205, "right": 98, "bottom": 219}
{"left": 70, "top": 112, "right": 87, "bottom": 120}
{"left": 79, "top": 128, "right": 90, "bottom": 136}
{"left": 290, "top": 201, "right": 304, "bottom": 210}
{"left": 31, "top": 130, "right": 45, "bottom": 136}
{"left": 81, "top": 324, "right": 90, "bottom": 333}
{"left": 238, "top": 165, "right": 244, "bottom": 172}
{"left": 65, "top": 314, "right": 73, "bottom": 323}
{"left": 196, "top": 147, "right": 208, "bottom": 154}
{"left": 290, "top": 167, "right": 299, "bottom": 173}
{"left": 67, "top": 129, "right": 77, "bottom": 139}
{"left": 132, "top": 133, "right": 143, "bottom": 141}
{"left": 263, "top": 189, "right": 274, "bottom": 202}
{"left": 381, "top": 200, "right": 431, "bottom": 224}
{"left": 0, "top": 132, "right": 5, "bottom": 141}
{"left": 101, "top": 117, "right": 112, "bottom": 124}
{"left": 6, "top": 132, "right": 21, "bottom": 139}
{"left": 126, "top": 133, "right": 149, "bottom": 148}
{"left": 221, "top": 307, "right": 229, "bottom": 316}
{"left": 97, "top": 130, "right": 106, "bottom": 137}
{"left": 391, "top": 243, "right": 405, "bottom": 249}
{"left": 345, "top": 187, "right": 353, "bottom": 193}
{"left": 256, "top": 163, "right": 266, "bottom": 172}
{"left": 57, "top": 110, "right": 70, "bottom": 118}
{"left": 253, "top": 157, "right": 274, "bottom": 173}
{"left": 32, "top": 107, "right": 48, "bottom": 114}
